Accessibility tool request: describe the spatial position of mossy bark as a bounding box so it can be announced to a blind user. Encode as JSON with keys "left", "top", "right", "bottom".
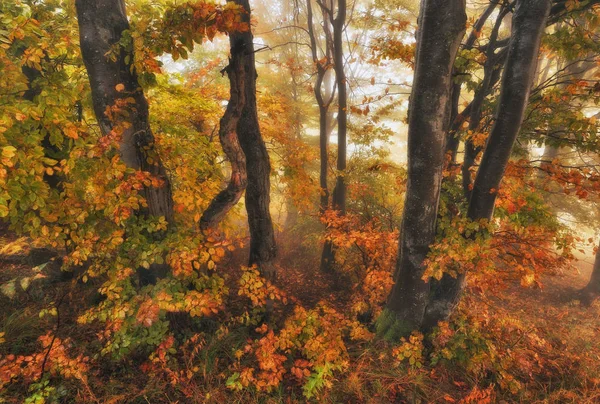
{"left": 379, "top": 0, "right": 467, "bottom": 339}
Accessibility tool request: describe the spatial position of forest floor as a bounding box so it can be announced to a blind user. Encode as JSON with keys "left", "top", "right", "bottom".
{"left": 468, "top": 250, "right": 600, "bottom": 403}
{"left": 1, "top": 233, "right": 600, "bottom": 402}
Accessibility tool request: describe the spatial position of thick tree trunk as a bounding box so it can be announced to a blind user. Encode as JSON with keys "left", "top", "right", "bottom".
{"left": 231, "top": 0, "right": 277, "bottom": 277}
{"left": 377, "top": 0, "right": 466, "bottom": 339}
{"left": 76, "top": 0, "right": 174, "bottom": 285}
{"left": 200, "top": 49, "right": 247, "bottom": 230}
{"left": 75, "top": 0, "right": 173, "bottom": 225}
{"left": 421, "top": 0, "right": 552, "bottom": 331}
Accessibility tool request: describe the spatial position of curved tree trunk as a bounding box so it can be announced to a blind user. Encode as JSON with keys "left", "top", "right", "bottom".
{"left": 75, "top": 0, "right": 173, "bottom": 225}
{"left": 377, "top": 0, "right": 466, "bottom": 339}
{"left": 231, "top": 0, "right": 277, "bottom": 278}
{"left": 200, "top": 50, "right": 247, "bottom": 230}
{"left": 421, "top": 0, "right": 552, "bottom": 331}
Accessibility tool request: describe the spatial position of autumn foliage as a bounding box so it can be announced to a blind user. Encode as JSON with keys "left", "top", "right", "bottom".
{"left": 1, "top": 0, "right": 600, "bottom": 403}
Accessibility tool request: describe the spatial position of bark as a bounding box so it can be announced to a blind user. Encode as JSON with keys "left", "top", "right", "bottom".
{"left": 445, "top": 82, "right": 462, "bottom": 165}
{"left": 445, "top": 1, "right": 498, "bottom": 162}
{"left": 200, "top": 49, "right": 247, "bottom": 230}
{"left": 377, "top": 0, "right": 466, "bottom": 339}
{"left": 462, "top": 7, "right": 508, "bottom": 200}
{"left": 231, "top": 0, "right": 277, "bottom": 277}
{"left": 319, "top": 102, "right": 331, "bottom": 212}
{"left": 421, "top": 0, "right": 552, "bottom": 331}
{"left": 468, "top": 0, "right": 551, "bottom": 221}
{"left": 306, "top": 0, "right": 336, "bottom": 213}
{"left": 447, "top": 51, "right": 506, "bottom": 139}
{"left": 75, "top": 0, "right": 173, "bottom": 224}
{"left": 330, "top": 0, "right": 347, "bottom": 215}
{"left": 319, "top": 0, "right": 347, "bottom": 274}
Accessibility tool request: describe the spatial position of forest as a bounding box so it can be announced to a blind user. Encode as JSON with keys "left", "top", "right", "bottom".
{"left": 1, "top": 0, "right": 600, "bottom": 402}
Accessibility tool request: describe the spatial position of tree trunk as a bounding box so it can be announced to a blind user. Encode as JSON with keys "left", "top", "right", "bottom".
{"left": 421, "top": 0, "right": 552, "bottom": 331}
{"left": 377, "top": 0, "right": 466, "bottom": 340}
{"left": 319, "top": 103, "right": 330, "bottom": 212}
{"left": 461, "top": 7, "right": 508, "bottom": 200}
{"left": 76, "top": 0, "right": 174, "bottom": 285}
{"left": 200, "top": 47, "right": 248, "bottom": 230}
{"left": 231, "top": 0, "right": 277, "bottom": 278}
{"left": 75, "top": 0, "right": 173, "bottom": 225}
{"left": 306, "top": 0, "right": 335, "bottom": 213}
{"left": 445, "top": 1, "right": 498, "bottom": 163}
{"left": 467, "top": 0, "right": 551, "bottom": 221}
{"left": 445, "top": 82, "right": 462, "bottom": 165}
{"left": 330, "top": 0, "right": 347, "bottom": 216}
{"left": 319, "top": 0, "right": 347, "bottom": 274}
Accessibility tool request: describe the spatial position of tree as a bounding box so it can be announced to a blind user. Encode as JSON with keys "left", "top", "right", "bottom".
{"left": 422, "top": 0, "right": 553, "bottom": 330}
{"left": 329, "top": 0, "right": 347, "bottom": 216}
{"left": 231, "top": 0, "right": 278, "bottom": 277}
{"left": 377, "top": 0, "right": 467, "bottom": 338}
{"left": 467, "top": 0, "right": 552, "bottom": 224}
{"left": 445, "top": 1, "right": 499, "bottom": 164}
{"left": 200, "top": 28, "right": 248, "bottom": 230}
{"left": 306, "top": 0, "right": 336, "bottom": 214}
{"left": 461, "top": 5, "right": 509, "bottom": 200}
{"left": 75, "top": 0, "right": 173, "bottom": 225}
{"left": 319, "top": 0, "right": 348, "bottom": 273}
{"left": 75, "top": 0, "right": 176, "bottom": 285}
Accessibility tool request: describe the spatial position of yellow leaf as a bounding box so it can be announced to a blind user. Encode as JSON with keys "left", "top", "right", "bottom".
{"left": 2, "top": 146, "right": 16, "bottom": 159}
